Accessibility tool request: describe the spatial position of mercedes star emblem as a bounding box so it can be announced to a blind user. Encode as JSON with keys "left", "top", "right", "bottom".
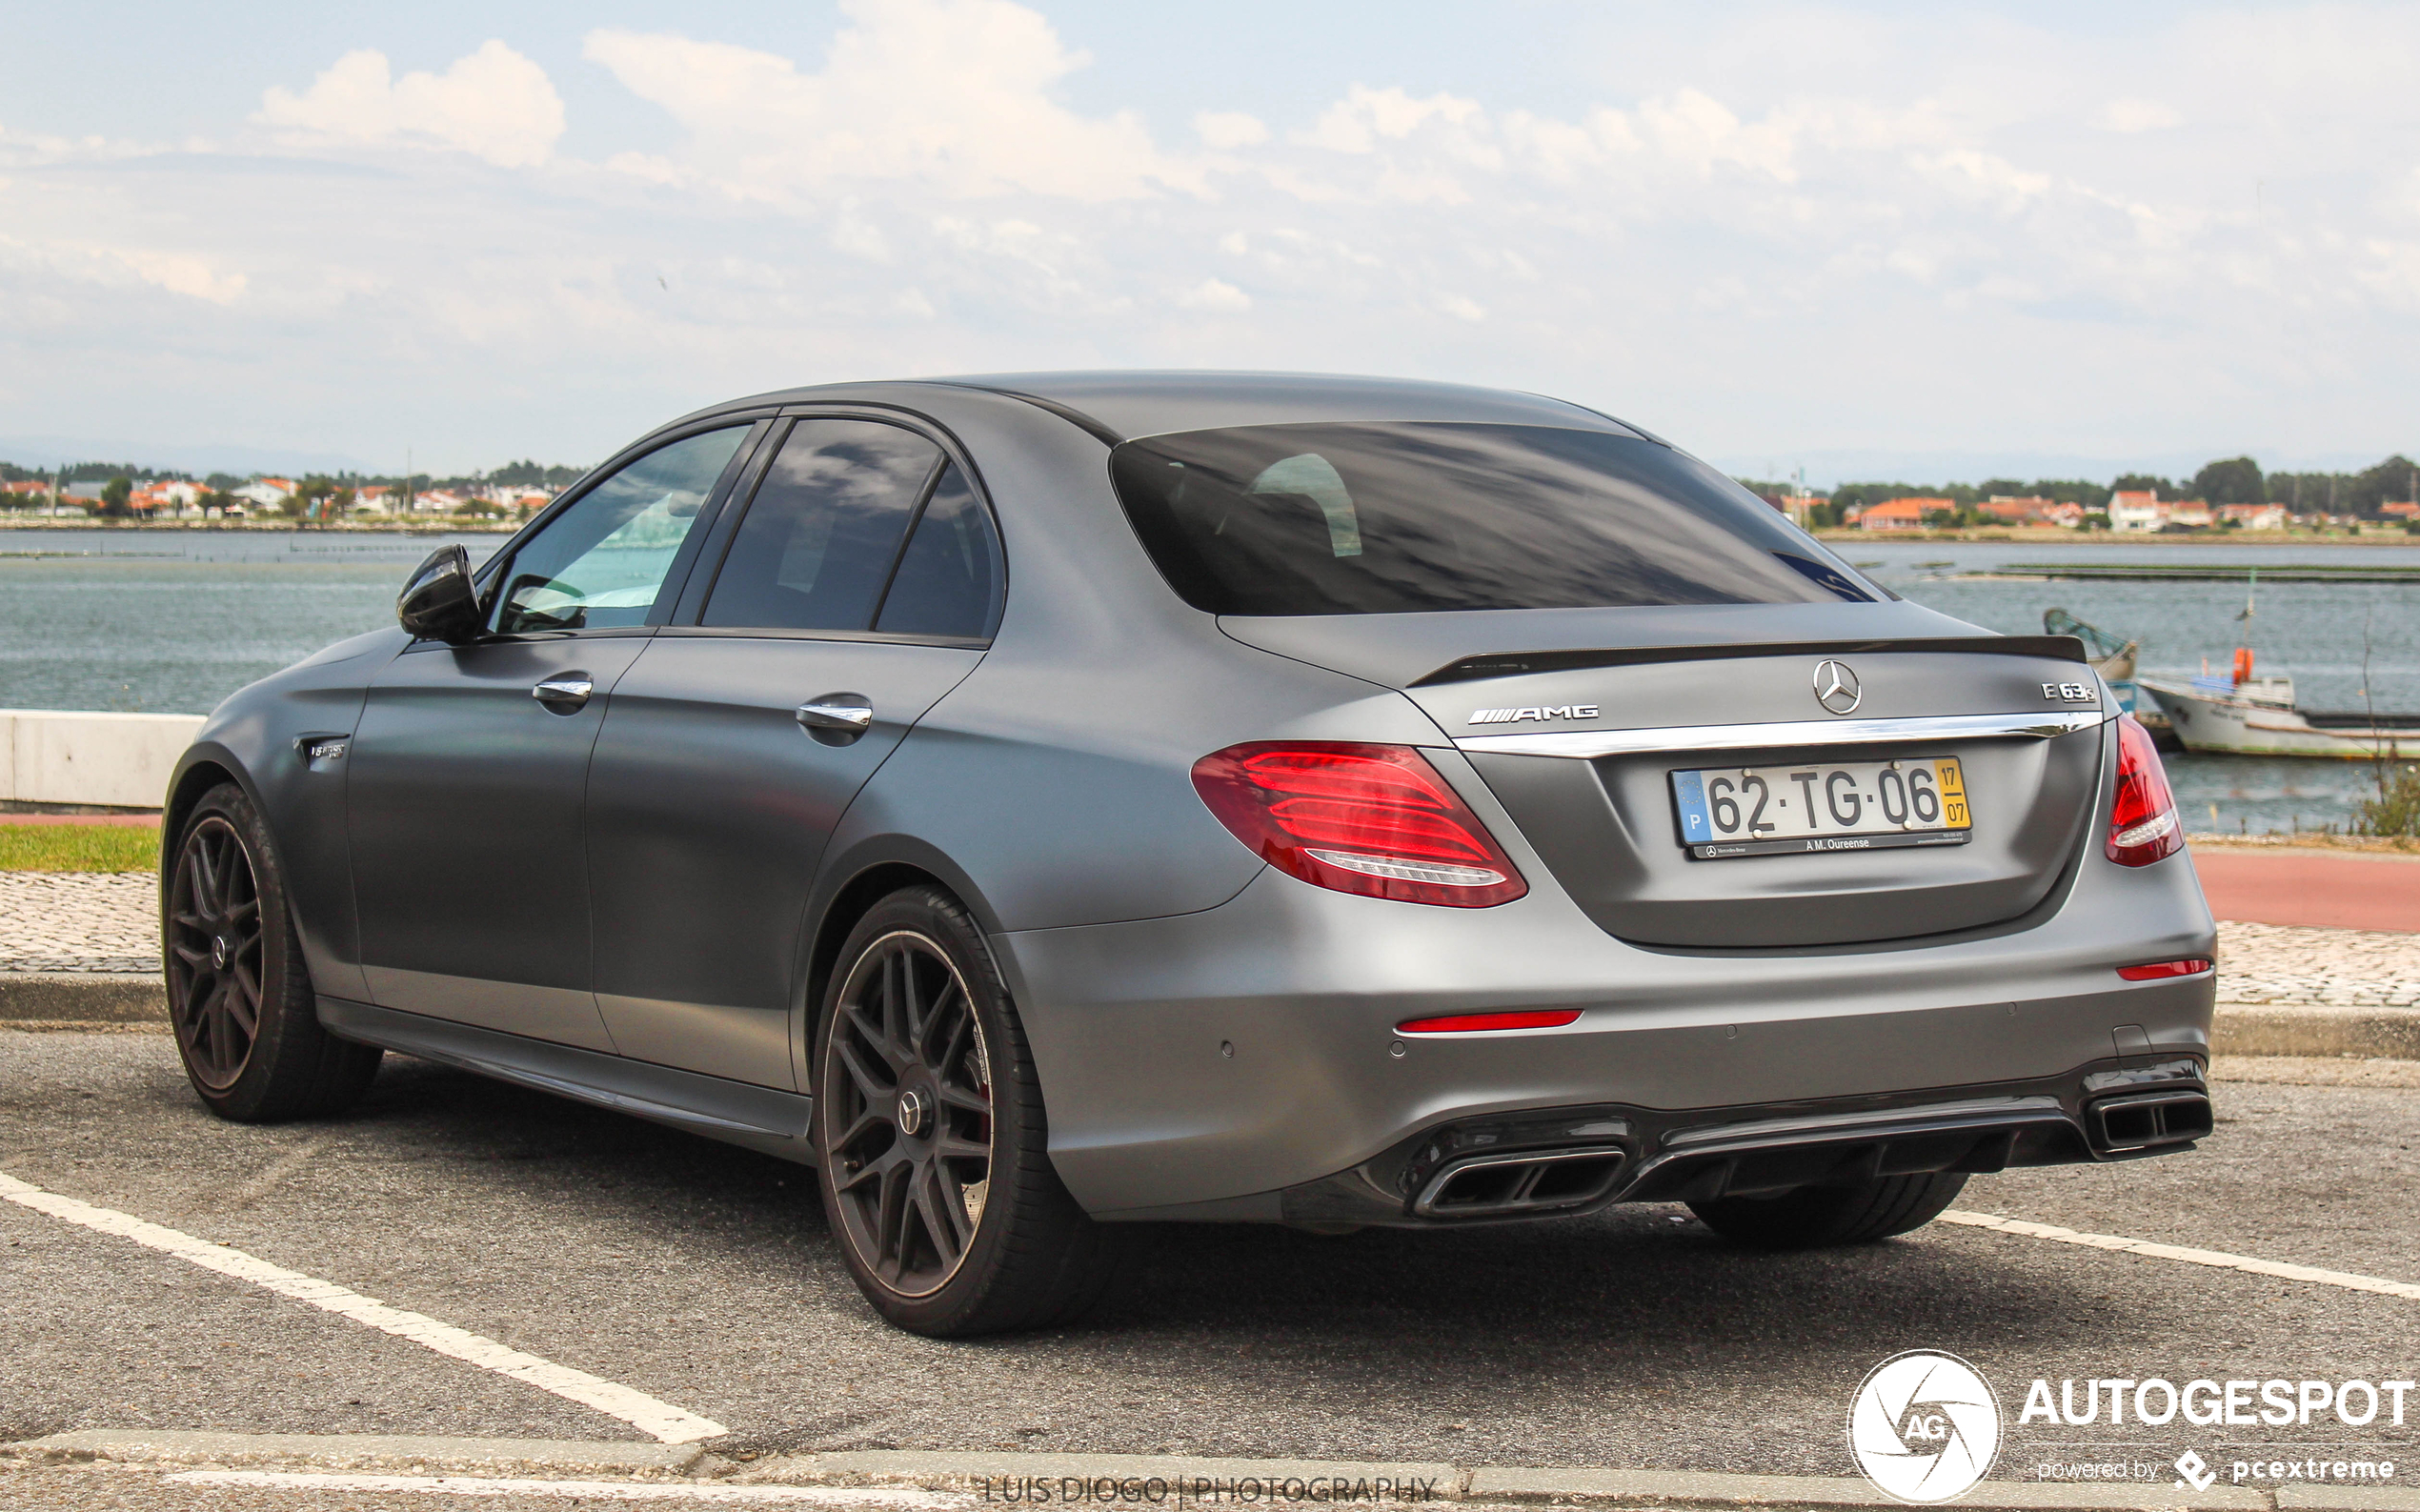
{"left": 1813, "top": 659, "right": 1863, "bottom": 716}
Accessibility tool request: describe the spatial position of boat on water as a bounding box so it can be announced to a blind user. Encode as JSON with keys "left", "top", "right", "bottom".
{"left": 2135, "top": 664, "right": 2420, "bottom": 757}
{"left": 2043, "top": 607, "right": 2137, "bottom": 682}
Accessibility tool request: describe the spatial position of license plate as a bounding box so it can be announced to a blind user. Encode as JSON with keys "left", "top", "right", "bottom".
{"left": 1670, "top": 756, "right": 1971, "bottom": 859}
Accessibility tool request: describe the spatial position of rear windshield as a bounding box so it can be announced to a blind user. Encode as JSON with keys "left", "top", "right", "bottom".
{"left": 1107, "top": 422, "right": 1883, "bottom": 615}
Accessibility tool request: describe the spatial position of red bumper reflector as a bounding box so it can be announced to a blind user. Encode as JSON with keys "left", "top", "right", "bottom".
{"left": 2115, "top": 958, "right": 2213, "bottom": 981}
{"left": 1395, "top": 1008, "right": 1582, "bottom": 1034}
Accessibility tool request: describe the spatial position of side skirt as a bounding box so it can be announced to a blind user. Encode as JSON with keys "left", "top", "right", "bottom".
{"left": 316, "top": 996, "right": 817, "bottom": 1166}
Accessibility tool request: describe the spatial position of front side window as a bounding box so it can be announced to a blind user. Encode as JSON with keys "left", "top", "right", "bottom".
{"left": 701, "top": 419, "right": 944, "bottom": 632}
{"left": 492, "top": 427, "right": 747, "bottom": 634}
{"left": 1107, "top": 422, "right": 1884, "bottom": 616}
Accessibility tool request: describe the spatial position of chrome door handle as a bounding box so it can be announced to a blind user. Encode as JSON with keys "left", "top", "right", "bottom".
{"left": 797, "top": 695, "right": 874, "bottom": 744}
{"left": 533, "top": 673, "right": 594, "bottom": 712}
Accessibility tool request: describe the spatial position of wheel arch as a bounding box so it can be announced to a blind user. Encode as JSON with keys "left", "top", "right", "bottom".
{"left": 797, "top": 838, "right": 1008, "bottom": 1091}
{"left": 164, "top": 744, "right": 258, "bottom": 852}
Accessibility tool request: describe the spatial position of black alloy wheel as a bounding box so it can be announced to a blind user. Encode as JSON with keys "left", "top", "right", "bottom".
{"left": 167, "top": 814, "right": 266, "bottom": 1089}
{"left": 822, "top": 929, "right": 997, "bottom": 1297}
{"left": 162, "top": 783, "right": 382, "bottom": 1121}
{"left": 814, "top": 886, "right": 1116, "bottom": 1336}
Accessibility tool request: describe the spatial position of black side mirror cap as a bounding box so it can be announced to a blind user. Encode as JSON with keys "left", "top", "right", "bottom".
{"left": 398, "top": 544, "right": 484, "bottom": 643}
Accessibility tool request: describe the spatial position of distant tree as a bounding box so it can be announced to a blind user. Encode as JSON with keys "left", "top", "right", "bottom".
{"left": 2190, "top": 456, "right": 2265, "bottom": 505}
{"left": 98, "top": 475, "right": 133, "bottom": 516}
{"left": 2082, "top": 512, "right": 2112, "bottom": 531}
{"left": 2350, "top": 454, "right": 2418, "bottom": 516}
{"left": 1976, "top": 478, "right": 2027, "bottom": 497}
{"left": 2110, "top": 474, "right": 2174, "bottom": 498}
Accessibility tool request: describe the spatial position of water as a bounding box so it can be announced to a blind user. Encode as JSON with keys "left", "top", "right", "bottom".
{"left": 0, "top": 531, "right": 500, "bottom": 716}
{"left": 1850, "top": 540, "right": 2420, "bottom": 835}
{"left": 4, "top": 530, "right": 2412, "bottom": 834}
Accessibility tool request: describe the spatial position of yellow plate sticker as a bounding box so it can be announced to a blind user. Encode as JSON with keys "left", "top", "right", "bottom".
{"left": 1934, "top": 757, "right": 1969, "bottom": 828}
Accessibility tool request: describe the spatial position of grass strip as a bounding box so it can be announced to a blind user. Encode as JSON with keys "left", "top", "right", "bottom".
{"left": 0, "top": 824, "right": 160, "bottom": 873}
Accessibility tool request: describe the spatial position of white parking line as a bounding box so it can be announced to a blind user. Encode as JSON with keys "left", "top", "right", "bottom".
{"left": 1940, "top": 1209, "right": 2420, "bottom": 1300}
{"left": 165, "top": 1472, "right": 963, "bottom": 1504}
{"left": 0, "top": 1169, "right": 728, "bottom": 1443}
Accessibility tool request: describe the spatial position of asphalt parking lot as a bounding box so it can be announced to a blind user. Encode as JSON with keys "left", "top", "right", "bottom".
{"left": 4, "top": 1030, "right": 2415, "bottom": 1487}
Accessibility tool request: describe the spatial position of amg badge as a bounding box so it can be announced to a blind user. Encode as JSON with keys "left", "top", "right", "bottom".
{"left": 1468, "top": 704, "right": 1601, "bottom": 725}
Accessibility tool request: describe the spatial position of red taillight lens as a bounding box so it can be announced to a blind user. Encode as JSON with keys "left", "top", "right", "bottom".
{"left": 2106, "top": 715, "right": 2182, "bottom": 866}
{"left": 1191, "top": 742, "right": 1528, "bottom": 907}
{"left": 2116, "top": 958, "right": 2212, "bottom": 981}
{"left": 1397, "top": 1009, "right": 1581, "bottom": 1034}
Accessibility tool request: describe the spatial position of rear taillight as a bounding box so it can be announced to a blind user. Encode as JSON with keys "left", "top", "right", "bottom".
{"left": 1191, "top": 741, "right": 1528, "bottom": 907}
{"left": 2106, "top": 715, "right": 2182, "bottom": 867}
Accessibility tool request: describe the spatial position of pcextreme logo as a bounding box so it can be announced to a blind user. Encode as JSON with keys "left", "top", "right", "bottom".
{"left": 1848, "top": 1351, "right": 2005, "bottom": 1503}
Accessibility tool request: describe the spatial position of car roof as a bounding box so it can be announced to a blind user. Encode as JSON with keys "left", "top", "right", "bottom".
{"left": 696, "top": 370, "right": 1653, "bottom": 446}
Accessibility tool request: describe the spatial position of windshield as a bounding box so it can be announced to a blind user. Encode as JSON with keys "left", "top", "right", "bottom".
{"left": 1107, "top": 422, "right": 1883, "bottom": 616}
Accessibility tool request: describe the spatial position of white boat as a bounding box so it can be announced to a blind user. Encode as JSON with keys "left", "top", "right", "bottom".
{"left": 2136, "top": 672, "right": 2420, "bottom": 758}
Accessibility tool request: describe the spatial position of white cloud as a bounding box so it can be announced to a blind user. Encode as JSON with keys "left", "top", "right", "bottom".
{"left": 256, "top": 41, "right": 563, "bottom": 168}
{"left": 1177, "top": 277, "right": 1251, "bottom": 312}
{"left": 583, "top": 0, "right": 1205, "bottom": 202}
{"left": 1196, "top": 111, "right": 1269, "bottom": 151}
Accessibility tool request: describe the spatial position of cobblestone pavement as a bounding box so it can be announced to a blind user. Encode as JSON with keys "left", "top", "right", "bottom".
{"left": 2213, "top": 919, "right": 2420, "bottom": 1006}
{"left": 0, "top": 873, "right": 156, "bottom": 973}
{"left": 3, "top": 873, "right": 2416, "bottom": 1003}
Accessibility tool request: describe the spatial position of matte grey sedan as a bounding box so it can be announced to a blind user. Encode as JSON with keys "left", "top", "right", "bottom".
{"left": 163, "top": 372, "right": 2216, "bottom": 1336}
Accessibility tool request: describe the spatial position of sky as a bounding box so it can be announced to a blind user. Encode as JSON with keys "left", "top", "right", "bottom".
{"left": 3, "top": 0, "right": 2417, "bottom": 484}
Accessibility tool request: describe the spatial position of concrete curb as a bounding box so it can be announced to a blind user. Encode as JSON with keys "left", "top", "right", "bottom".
{"left": 2211, "top": 1005, "right": 2420, "bottom": 1059}
{"left": 0, "top": 972, "right": 161, "bottom": 1025}
{"left": 8, "top": 1436, "right": 2410, "bottom": 1510}
{"left": 3, "top": 1429, "right": 704, "bottom": 1478}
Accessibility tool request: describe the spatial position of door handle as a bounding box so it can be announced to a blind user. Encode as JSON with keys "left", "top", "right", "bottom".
{"left": 797, "top": 694, "right": 874, "bottom": 745}
{"left": 533, "top": 673, "right": 594, "bottom": 713}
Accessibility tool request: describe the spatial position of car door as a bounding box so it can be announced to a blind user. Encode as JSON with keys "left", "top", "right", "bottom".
{"left": 347, "top": 423, "right": 760, "bottom": 1047}
{"left": 584, "top": 414, "right": 1002, "bottom": 1086}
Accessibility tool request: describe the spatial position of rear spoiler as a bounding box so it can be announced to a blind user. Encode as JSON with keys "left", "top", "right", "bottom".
{"left": 1411, "top": 635, "right": 2088, "bottom": 687}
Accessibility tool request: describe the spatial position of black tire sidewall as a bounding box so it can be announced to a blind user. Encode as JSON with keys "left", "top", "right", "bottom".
{"left": 812, "top": 886, "right": 1048, "bottom": 1334}
{"left": 166, "top": 784, "right": 313, "bottom": 1119}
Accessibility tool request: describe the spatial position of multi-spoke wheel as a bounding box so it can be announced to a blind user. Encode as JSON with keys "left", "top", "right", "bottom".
{"left": 822, "top": 930, "right": 996, "bottom": 1297}
{"left": 814, "top": 886, "right": 1116, "bottom": 1336}
{"left": 163, "top": 783, "right": 382, "bottom": 1121}
{"left": 167, "top": 815, "right": 265, "bottom": 1089}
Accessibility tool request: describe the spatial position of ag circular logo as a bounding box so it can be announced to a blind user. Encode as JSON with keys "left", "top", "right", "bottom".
{"left": 1847, "top": 1351, "right": 2003, "bottom": 1503}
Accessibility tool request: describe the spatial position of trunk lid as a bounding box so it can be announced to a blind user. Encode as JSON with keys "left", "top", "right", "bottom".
{"left": 1221, "top": 606, "right": 2107, "bottom": 948}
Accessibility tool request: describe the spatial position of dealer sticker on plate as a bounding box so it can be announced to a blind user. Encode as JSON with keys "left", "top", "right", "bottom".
{"left": 1670, "top": 756, "right": 1971, "bottom": 859}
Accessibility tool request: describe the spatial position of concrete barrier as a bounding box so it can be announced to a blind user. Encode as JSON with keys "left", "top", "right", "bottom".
{"left": 0, "top": 710, "right": 205, "bottom": 811}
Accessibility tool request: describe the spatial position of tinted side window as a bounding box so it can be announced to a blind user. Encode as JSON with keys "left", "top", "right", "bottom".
{"left": 875, "top": 465, "right": 1001, "bottom": 639}
{"left": 492, "top": 427, "right": 746, "bottom": 634}
{"left": 701, "top": 419, "right": 942, "bottom": 631}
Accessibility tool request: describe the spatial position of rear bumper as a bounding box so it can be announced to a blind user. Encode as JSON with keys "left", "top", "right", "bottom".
{"left": 1275, "top": 1058, "right": 2210, "bottom": 1230}
{"left": 994, "top": 843, "right": 2216, "bottom": 1221}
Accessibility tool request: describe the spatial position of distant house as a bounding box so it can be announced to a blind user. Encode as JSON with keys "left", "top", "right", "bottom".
{"left": 2163, "top": 499, "right": 2213, "bottom": 530}
{"left": 233, "top": 478, "right": 294, "bottom": 510}
{"left": 351, "top": 485, "right": 393, "bottom": 514}
{"left": 1979, "top": 494, "right": 2056, "bottom": 524}
{"left": 2221, "top": 503, "right": 2289, "bottom": 531}
{"left": 2383, "top": 501, "right": 2418, "bottom": 521}
{"left": 2040, "top": 502, "right": 2087, "bottom": 529}
{"left": 416, "top": 488, "right": 466, "bottom": 513}
{"left": 2108, "top": 491, "right": 2166, "bottom": 533}
{"left": 1857, "top": 497, "right": 1948, "bottom": 531}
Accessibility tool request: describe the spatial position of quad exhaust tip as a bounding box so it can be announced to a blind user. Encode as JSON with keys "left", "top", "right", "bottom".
{"left": 2089, "top": 1090, "right": 2213, "bottom": 1152}
{"left": 1413, "top": 1146, "right": 1628, "bottom": 1218}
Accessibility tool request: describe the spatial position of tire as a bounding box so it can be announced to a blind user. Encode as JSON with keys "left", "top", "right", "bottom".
{"left": 1687, "top": 1172, "right": 1968, "bottom": 1248}
{"left": 812, "top": 885, "right": 1116, "bottom": 1337}
{"left": 163, "top": 782, "right": 382, "bottom": 1121}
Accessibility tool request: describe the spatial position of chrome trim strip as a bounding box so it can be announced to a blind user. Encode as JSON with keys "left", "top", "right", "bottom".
{"left": 1453, "top": 708, "right": 2112, "bottom": 758}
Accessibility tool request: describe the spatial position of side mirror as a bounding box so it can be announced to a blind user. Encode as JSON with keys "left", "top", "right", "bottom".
{"left": 398, "top": 545, "right": 484, "bottom": 643}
